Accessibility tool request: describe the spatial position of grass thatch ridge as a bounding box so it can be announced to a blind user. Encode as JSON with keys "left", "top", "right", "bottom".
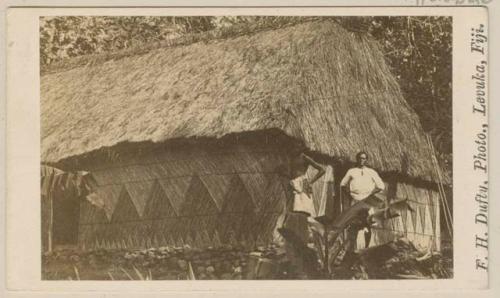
{"left": 41, "top": 20, "right": 444, "bottom": 183}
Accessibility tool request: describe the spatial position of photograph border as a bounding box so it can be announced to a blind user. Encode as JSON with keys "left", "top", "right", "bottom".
{"left": 1, "top": 2, "right": 493, "bottom": 293}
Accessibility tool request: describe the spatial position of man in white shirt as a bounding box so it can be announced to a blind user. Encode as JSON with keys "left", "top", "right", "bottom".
{"left": 340, "top": 152, "right": 385, "bottom": 201}
{"left": 340, "top": 151, "right": 386, "bottom": 254}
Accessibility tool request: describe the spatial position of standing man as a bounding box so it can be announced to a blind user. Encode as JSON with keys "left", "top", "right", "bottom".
{"left": 276, "top": 148, "right": 325, "bottom": 278}
{"left": 340, "top": 151, "right": 386, "bottom": 254}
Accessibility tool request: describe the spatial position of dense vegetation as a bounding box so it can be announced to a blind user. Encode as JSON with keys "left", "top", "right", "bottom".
{"left": 40, "top": 16, "right": 452, "bottom": 158}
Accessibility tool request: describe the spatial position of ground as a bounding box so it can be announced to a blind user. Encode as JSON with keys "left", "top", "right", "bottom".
{"left": 42, "top": 239, "right": 453, "bottom": 280}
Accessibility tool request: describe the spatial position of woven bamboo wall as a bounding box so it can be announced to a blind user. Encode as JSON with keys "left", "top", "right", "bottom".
{"left": 356, "top": 182, "right": 441, "bottom": 251}
{"left": 78, "top": 147, "right": 292, "bottom": 250}
{"left": 77, "top": 146, "right": 440, "bottom": 251}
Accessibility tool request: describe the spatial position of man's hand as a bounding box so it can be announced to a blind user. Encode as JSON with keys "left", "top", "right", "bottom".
{"left": 370, "top": 187, "right": 382, "bottom": 196}
{"left": 340, "top": 185, "right": 349, "bottom": 197}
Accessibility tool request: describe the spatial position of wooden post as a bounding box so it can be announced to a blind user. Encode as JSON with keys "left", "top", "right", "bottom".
{"left": 323, "top": 225, "right": 329, "bottom": 276}
{"left": 340, "top": 189, "right": 347, "bottom": 244}
{"left": 325, "top": 180, "right": 335, "bottom": 218}
{"left": 48, "top": 192, "right": 53, "bottom": 252}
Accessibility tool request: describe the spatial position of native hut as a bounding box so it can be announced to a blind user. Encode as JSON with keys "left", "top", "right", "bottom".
{"left": 41, "top": 20, "right": 450, "bottom": 252}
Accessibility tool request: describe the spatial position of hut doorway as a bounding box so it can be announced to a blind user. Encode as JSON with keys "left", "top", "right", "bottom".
{"left": 41, "top": 191, "right": 81, "bottom": 252}
{"left": 52, "top": 193, "right": 80, "bottom": 246}
{"left": 41, "top": 165, "right": 96, "bottom": 252}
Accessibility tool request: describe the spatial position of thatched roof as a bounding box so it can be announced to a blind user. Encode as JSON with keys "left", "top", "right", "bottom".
{"left": 41, "top": 20, "right": 442, "bottom": 182}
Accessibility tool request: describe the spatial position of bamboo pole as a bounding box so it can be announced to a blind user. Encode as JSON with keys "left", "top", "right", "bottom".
{"left": 433, "top": 167, "right": 452, "bottom": 234}
{"left": 435, "top": 166, "right": 452, "bottom": 223}
{"left": 428, "top": 136, "right": 453, "bottom": 226}
{"left": 435, "top": 161, "right": 452, "bottom": 224}
{"left": 426, "top": 135, "right": 452, "bottom": 238}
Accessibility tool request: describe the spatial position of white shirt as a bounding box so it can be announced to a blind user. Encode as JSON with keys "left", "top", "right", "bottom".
{"left": 340, "top": 167, "right": 385, "bottom": 201}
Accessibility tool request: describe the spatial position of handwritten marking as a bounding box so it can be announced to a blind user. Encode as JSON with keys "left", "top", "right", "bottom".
{"left": 416, "top": 0, "right": 493, "bottom": 5}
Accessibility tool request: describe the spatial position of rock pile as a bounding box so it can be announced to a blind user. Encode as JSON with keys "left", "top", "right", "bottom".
{"left": 42, "top": 239, "right": 452, "bottom": 280}
{"left": 42, "top": 244, "right": 286, "bottom": 280}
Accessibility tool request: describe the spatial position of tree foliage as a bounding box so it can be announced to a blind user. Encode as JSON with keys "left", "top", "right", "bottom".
{"left": 368, "top": 17, "right": 452, "bottom": 156}
{"left": 40, "top": 16, "right": 215, "bottom": 64}
{"left": 40, "top": 16, "right": 452, "bottom": 159}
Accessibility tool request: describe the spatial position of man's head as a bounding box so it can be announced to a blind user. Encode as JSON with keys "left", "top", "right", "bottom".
{"left": 356, "top": 151, "right": 368, "bottom": 167}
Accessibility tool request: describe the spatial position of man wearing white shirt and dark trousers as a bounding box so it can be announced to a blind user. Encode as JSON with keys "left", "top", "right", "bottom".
{"left": 340, "top": 151, "right": 386, "bottom": 265}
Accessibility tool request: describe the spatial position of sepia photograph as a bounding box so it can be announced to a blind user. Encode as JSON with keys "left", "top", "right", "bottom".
{"left": 39, "top": 16, "right": 453, "bottom": 280}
